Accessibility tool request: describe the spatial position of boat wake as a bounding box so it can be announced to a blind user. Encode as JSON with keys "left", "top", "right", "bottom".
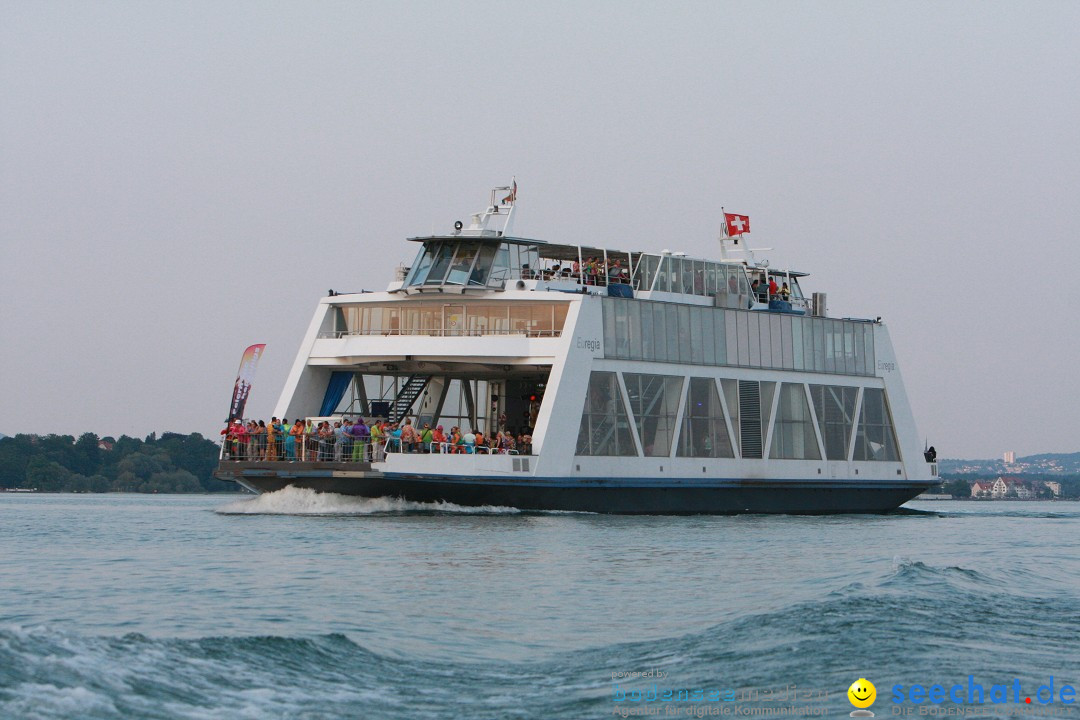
{"left": 215, "top": 486, "right": 523, "bottom": 516}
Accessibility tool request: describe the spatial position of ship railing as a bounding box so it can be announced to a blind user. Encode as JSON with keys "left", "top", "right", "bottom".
{"left": 218, "top": 431, "right": 379, "bottom": 463}
{"left": 318, "top": 327, "right": 562, "bottom": 339}
{"left": 220, "top": 427, "right": 532, "bottom": 462}
{"left": 380, "top": 439, "right": 522, "bottom": 455}
{"left": 484, "top": 264, "right": 632, "bottom": 287}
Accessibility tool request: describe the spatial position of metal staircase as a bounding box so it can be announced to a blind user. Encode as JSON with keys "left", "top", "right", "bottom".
{"left": 390, "top": 375, "right": 428, "bottom": 423}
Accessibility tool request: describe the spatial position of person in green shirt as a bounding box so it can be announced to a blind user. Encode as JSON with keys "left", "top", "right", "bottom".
{"left": 420, "top": 423, "right": 434, "bottom": 453}
{"left": 370, "top": 421, "right": 384, "bottom": 461}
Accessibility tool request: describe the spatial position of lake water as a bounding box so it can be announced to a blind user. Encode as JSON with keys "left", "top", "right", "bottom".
{"left": 1, "top": 491, "right": 1078, "bottom": 719}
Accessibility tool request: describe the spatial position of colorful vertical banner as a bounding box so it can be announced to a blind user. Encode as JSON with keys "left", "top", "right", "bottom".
{"left": 227, "top": 344, "right": 266, "bottom": 423}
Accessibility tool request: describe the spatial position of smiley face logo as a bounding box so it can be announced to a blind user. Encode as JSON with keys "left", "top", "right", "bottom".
{"left": 848, "top": 678, "right": 877, "bottom": 711}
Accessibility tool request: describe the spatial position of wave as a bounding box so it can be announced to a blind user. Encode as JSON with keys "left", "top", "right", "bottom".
{"left": 918, "top": 505, "right": 1080, "bottom": 520}
{"left": 215, "top": 486, "right": 524, "bottom": 516}
{"left": 3, "top": 557, "right": 1078, "bottom": 720}
{"left": 574, "top": 560, "right": 1080, "bottom": 714}
{"left": 0, "top": 625, "right": 600, "bottom": 720}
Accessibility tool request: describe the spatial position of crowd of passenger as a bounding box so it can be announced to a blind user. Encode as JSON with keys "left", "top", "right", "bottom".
{"left": 522, "top": 257, "right": 630, "bottom": 285}
{"left": 751, "top": 275, "right": 792, "bottom": 303}
{"left": 220, "top": 416, "right": 533, "bottom": 463}
{"left": 527, "top": 260, "right": 793, "bottom": 301}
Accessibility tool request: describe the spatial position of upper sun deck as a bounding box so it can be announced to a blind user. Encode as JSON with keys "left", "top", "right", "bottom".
{"left": 391, "top": 182, "right": 817, "bottom": 315}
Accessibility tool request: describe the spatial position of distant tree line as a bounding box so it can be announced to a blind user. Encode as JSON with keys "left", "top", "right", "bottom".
{"left": 936, "top": 474, "right": 1080, "bottom": 499}
{"left": 0, "top": 432, "right": 233, "bottom": 493}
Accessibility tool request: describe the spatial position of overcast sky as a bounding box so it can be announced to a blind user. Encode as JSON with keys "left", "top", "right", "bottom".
{"left": 2, "top": 1, "right": 1078, "bottom": 459}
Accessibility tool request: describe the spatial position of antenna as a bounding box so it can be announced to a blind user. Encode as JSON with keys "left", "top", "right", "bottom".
{"left": 463, "top": 178, "right": 518, "bottom": 237}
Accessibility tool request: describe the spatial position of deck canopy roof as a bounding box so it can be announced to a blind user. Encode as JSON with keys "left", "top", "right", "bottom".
{"left": 401, "top": 234, "right": 807, "bottom": 293}
{"left": 407, "top": 234, "right": 638, "bottom": 264}
{"left": 406, "top": 234, "right": 807, "bottom": 273}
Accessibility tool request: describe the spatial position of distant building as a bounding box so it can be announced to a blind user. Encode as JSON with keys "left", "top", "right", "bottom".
{"left": 1044, "top": 481, "right": 1062, "bottom": 498}
{"left": 1003, "top": 451, "right": 1015, "bottom": 464}
{"left": 992, "top": 476, "right": 1032, "bottom": 499}
{"left": 98, "top": 440, "right": 114, "bottom": 451}
{"left": 971, "top": 481, "right": 994, "bottom": 498}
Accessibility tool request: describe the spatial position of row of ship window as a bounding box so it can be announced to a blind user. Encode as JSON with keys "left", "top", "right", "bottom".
{"left": 602, "top": 297, "right": 876, "bottom": 376}
{"left": 576, "top": 372, "right": 900, "bottom": 462}
{"left": 333, "top": 302, "right": 569, "bottom": 337}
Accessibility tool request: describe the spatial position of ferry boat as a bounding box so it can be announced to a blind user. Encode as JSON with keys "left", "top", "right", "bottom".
{"left": 215, "top": 183, "right": 939, "bottom": 513}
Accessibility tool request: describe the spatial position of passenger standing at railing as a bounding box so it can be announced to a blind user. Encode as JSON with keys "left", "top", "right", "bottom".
{"left": 431, "top": 425, "right": 446, "bottom": 453}
{"left": 246, "top": 421, "right": 258, "bottom": 460}
{"left": 222, "top": 420, "right": 244, "bottom": 460}
{"left": 316, "top": 421, "right": 332, "bottom": 461}
{"left": 780, "top": 282, "right": 790, "bottom": 301}
{"left": 287, "top": 420, "right": 303, "bottom": 460}
{"left": 768, "top": 277, "right": 778, "bottom": 300}
{"left": 277, "top": 419, "right": 288, "bottom": 459}
{"left": 341, "top": 419, "right": 354, "bottom": 461}
{"left": 420, "top": 424, "right": 433, "bottom": 453}
{"left": 609, "top": 260, "right": 624, "bottom": 284}
{"left": 474, "top": 430, "right": 485, "bottom": 452}
{"left": 333, "top": 421, "right": 345, "bottom": 461}
{"left": 265, "top": 420, "right": 278, "bottom": 461}
{"left": 237, "top": 421, "right": 249, "bottom": 459}
{"left": 242, "top": 421, "right": 253, "bottom": 460}
{"left": 305, "top": 419, "right": 315, "bottom": 461}
{"left": 370, "top": 420, "right": 384, "bottom": 460}
{"left": 219, "top": 424, "right": 231, "bottom": 458}
{"left": 400, "top": 419, "right": 418, "bottom": 453}
{"left": 348, "top": 418, "right": 369, "bottom": 462}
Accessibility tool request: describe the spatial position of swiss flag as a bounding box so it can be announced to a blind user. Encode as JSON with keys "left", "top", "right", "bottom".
{"left": 725, "top": 213, "right": 750, "bottom": 236}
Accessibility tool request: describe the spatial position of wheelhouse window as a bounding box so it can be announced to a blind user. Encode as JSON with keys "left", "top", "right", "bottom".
{"left": 445, "top": 242, "right": 480, "bottom": 285}
{"left": 406, "top": 240, "right": 532, "bottom": 289}
{"left": 424, "top": 243, "right": 456, "bottom": 285}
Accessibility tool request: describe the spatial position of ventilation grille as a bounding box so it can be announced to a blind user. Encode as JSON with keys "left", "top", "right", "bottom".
{"left": 739, "top": 380, "right": 762, "bottom": 459}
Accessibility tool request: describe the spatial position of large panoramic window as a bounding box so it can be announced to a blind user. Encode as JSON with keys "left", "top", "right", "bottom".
{"left": 575, "top": 372, "right": 637, "bottom": 457}
{"left": 769, "top": 383, "right": 822, "bottom": 460}
{"left": 854, "top": 388, "right": 900, "bottom": 461}
{"left": 809, "top": 384, "right": 858, "bottom": 461}
{"left": 601, "top": 298, "right": 876, "bottom": 377}
{"left": 335, "top": 302, "right": 569, "bottom": 337}
{"left": 677, "top": 378, "right": 735, "bottom": 459}
{"left": 623, "top": 374, "right": 683, "bottom": 457}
